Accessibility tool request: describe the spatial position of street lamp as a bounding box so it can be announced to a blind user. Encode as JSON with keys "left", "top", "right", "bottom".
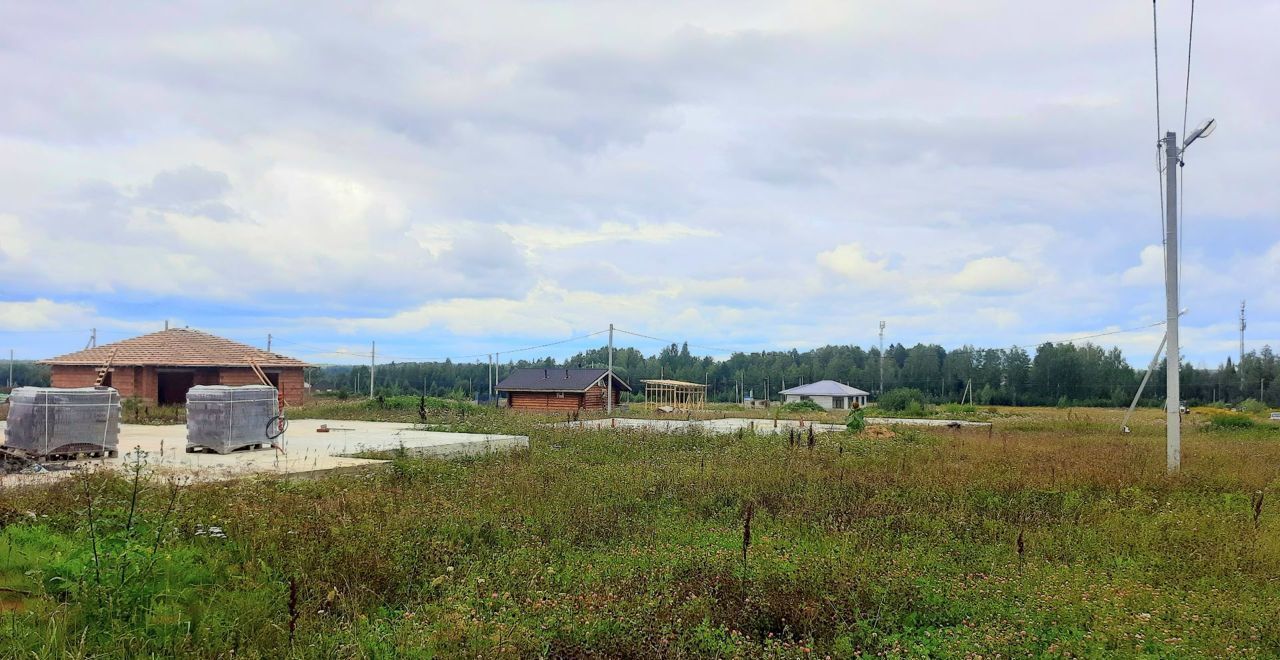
{"left": 1182, "top": 118, "right": 1217, "bottom": 149}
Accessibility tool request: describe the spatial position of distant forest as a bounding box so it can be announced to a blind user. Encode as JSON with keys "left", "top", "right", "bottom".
{"left": 6, "top": 342, "right": 1276, "bottom": 407}
{"left": 306, "top": 341, "right": 1278, "bottom": 408}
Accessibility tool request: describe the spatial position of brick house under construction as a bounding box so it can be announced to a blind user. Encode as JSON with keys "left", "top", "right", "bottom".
{"left": 43, "top": 328, "right": 308, "bottom": 405}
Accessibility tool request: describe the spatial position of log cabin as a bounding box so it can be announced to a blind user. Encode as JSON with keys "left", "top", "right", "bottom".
{"left": 497, "top": 368, "right": 630, "bottom": 412}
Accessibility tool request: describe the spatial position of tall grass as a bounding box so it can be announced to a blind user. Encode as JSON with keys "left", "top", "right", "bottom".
{"left": 1, "top": 407, "right": 1278, "bottom": 656}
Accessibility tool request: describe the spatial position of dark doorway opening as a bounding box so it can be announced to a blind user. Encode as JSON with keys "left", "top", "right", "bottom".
{"left": 158, "top": 371, "right": 195, "bottom": 405}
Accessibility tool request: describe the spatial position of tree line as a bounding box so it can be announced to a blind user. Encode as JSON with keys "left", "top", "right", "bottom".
{"left": 300, "top": 341, "right": 1280, "bottom": 408}
{"left": 4, "top": 342, "right": 1274, "bottom": 407}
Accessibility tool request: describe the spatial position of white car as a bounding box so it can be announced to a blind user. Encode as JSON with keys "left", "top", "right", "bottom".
{"left": 1271, "top": 412, "right": 1280, "bottom": 421}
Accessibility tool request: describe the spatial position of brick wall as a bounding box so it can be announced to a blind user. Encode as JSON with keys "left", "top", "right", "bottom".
{"left": 49, "top": 366, "right": 99, "bottom": 388}
{"left": 50, "top": 365, "right": 303, "bottom": 404}
{"left": 276, "top": 369, "right": 305, "bottom": 405}
{"left": 218, "top": 367, "right": 305, "bottom": 405}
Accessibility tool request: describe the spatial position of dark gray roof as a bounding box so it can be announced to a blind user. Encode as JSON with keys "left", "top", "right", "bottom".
{"left": 496, "top": 368, "right": 631, "bottom": 393}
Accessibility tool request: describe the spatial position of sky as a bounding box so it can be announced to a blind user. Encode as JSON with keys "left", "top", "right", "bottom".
{"left": 1, "top": 1, "right": 1276, "bottom": 368}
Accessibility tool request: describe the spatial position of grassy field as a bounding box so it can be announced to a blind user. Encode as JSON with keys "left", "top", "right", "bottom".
{"left": 1, "top": 405, "right": 1278, "bottom": 657}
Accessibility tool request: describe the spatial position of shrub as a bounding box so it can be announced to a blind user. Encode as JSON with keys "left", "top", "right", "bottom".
{"left": 1239, "top": 398, "right": 1269, "bottom": 415}
{"left": 845, "top": 408, "right": 866, "bottom": 432}
{"left": 780, "top": 400, "right": 824, "bottom": 413}
{"left": 941, "top": 403, "right": 977, "bottom": 414}
{"left": 877, "top": 388, "right": 927, "bottom": 412}
{"left": 1207, "top": 413, "right": 1255, "bottom": 430}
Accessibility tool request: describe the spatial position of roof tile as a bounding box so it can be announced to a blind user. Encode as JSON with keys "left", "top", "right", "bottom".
{"left": 41, "top": 328, "right": 309, "bottom": 368}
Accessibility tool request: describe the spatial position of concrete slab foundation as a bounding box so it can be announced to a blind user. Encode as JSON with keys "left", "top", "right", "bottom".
{"left": 0, "top": 419, "right": 528, "bottom": 486}
{"left": 553, "top": 416, "right": 990, "bottom": 434}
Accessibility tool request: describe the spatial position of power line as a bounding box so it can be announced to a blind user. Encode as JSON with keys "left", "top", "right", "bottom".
{"left": 612, "top": 328, "right": 745, "bottom": 356}
{"left": 1152, "top": 0, "right": 1167, "bottom": 242}
{"left": 1178, "top": 0, "right": 1196, "bottom": 291}
{"left": 378, "top": 330, "right": 610, "bottom": 363}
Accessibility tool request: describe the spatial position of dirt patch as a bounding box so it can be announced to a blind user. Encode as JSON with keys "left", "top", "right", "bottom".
{"left": 862, "top": 426, "right": 896, "bottom": 439}
{"left": 0, "top": 593, "right": 29, "bottom": 612}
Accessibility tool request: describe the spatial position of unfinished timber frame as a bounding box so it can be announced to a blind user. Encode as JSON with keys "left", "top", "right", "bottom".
{"left": 641, "top": 379, "right": 707, "bottom": 411}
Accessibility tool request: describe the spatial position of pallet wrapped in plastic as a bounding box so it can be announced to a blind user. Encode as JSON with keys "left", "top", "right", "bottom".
{"left": 2, "top": 386, "right": 121, "bottom": 457}
{"left": 185, "top": 385, "right": 278, "bottom": 454}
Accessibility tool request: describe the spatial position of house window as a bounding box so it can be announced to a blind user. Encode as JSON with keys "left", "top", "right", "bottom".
{"left": 800, "top": 395, "right": 811, "bottom": 402}
{"left": 556, "top": 392, "right": 565, "bottom": 398}
{"left": 833, "top": 397, "right": 845, "bottom": 409}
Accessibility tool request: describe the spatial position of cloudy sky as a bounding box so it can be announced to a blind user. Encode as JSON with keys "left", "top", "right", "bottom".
{"left": 1, "top": 1, "right": 1276, "bottom": 366}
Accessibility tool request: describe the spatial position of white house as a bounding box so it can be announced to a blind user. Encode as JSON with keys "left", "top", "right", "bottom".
{"left": 779, "top": 380, "right": 870, "bottom": 410}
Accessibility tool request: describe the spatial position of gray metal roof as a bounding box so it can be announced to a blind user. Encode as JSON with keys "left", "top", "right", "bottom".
{"left": 778, "top": 380, "right": 870, "bottom": 397}
{"left": 496, "top": 368, "right": 631, "bottom": 393}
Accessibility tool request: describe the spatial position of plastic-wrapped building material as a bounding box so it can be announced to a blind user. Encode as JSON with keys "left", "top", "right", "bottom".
{"left": 2, "top": 387, "right": 121, "bottom": 457}
{"left": 186, "top": 385, "right": 279, "bottom": 454}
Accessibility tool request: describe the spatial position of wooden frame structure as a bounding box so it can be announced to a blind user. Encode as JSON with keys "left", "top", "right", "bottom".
{"left": 641, "top": 379, "right": 707, "bottom": 411}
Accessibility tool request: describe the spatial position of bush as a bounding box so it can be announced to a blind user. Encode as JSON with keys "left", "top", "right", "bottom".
{"left": 1207, "top": 413, "right": 1255, "bottom": 430}
{"left": 845, "top": 408, "right": 866, "bottom": 432}
{"left": 1239, "top": 398, "right": 1269, "bottom": 415}
{"left": 941, "top": 403, "right": 977, "bottom": 415}
{"left": 877, "top": 388, "right": 927, "bottom": 412}
{"left": 780, "top": 400, "right": 824, "bottom": 413}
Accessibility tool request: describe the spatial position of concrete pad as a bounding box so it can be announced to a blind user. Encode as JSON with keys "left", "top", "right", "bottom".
{"left": 552, "top": 416, "right": 990, "bottom": 434}
{"left": 0, "top": 419, "right": 527, "bottom": 486}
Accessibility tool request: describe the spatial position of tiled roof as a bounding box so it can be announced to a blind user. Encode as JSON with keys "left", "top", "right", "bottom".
{"left": 497, "top": 368, "right": 631, "bottom": 393}
{"left": 41, "top": 328, "right": 309, "bottom": 368}
{"left": 778, "top": 380, "right": 870, "bottom": 396}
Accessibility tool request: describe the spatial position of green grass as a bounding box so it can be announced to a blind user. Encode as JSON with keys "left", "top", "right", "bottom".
{"left": 1, "top": 407, "right": 1279, "bottom": 656}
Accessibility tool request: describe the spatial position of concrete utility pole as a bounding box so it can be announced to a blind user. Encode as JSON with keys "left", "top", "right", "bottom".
{"left": 607, "top": 323, "right": 614, "bottom": 415}
{"left": 1160, "top": 118, "right": 1216, "bottom": 470}
{"left": 7, "top": 349, "right": 13, "bottom": 388}
{"left": 369, "top": 341, "right": 376, "bottom": 399}
{"left": 1163, "top": 131, "right": 1182, "bottom": 472}
{"left": 267, "top": 333, "right": 272, "bottom": 351}
{"left": 1240, "top": 300, "right": 1247, "bottom": 394}
{"left": 1123, "top": 332, "right": 1168, "bottom": 433}
{"left": 878, "top": 321, "right": 886, "bottom": 395}
{"left": 494, "top": 352, "right": 500, "bottom": 408}
{"left": 488, "top": 353, "right": 494, "bottom": 402}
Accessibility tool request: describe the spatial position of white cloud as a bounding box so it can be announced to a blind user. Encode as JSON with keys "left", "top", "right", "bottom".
{"left": 0, "top": 299, "right": 94, "bottom": 331}
{"left": 0, "top": 214, "right": 29, "bottom": 260}
{"left": 499, "top": 221, "right": 717, "bottom": 251}
{"left": 1121, "top": 244, "right": 1164, "bottom": 286}
{"left": 817, "top": 243, "right": 892, "bottom": 282}
{"left": 948, "top": 257, "right": 1034, "bottom": 294}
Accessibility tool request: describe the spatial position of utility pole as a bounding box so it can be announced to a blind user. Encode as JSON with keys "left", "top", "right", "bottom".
{"left": 607, "top": 323, "right": 614, "bottom": 415}
{"left": 267, "top": 333, "right": 272, "bottom": 352}
{"left": 878, "top": 321, "right": 886, "bottom": 395}
{"left": 488, "top": 353, "right": 494, "bottom": 403}
{"left": 494, "top": 352, "right": 500, "bottom": 408}
{"left": 7, "top": 349, "right": 13, "bottom": 388}
{"left": 370, "top": 341, "right": 376, "bottom": 399}
{"left": 1240, "top": 300, "right": 1247, "bottom": 395}
{"left": 1163, "top": 131, "right": 1182, "bottom": 472}
{"left": 85, "top": 328, "right": 96, "bottom": 350}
